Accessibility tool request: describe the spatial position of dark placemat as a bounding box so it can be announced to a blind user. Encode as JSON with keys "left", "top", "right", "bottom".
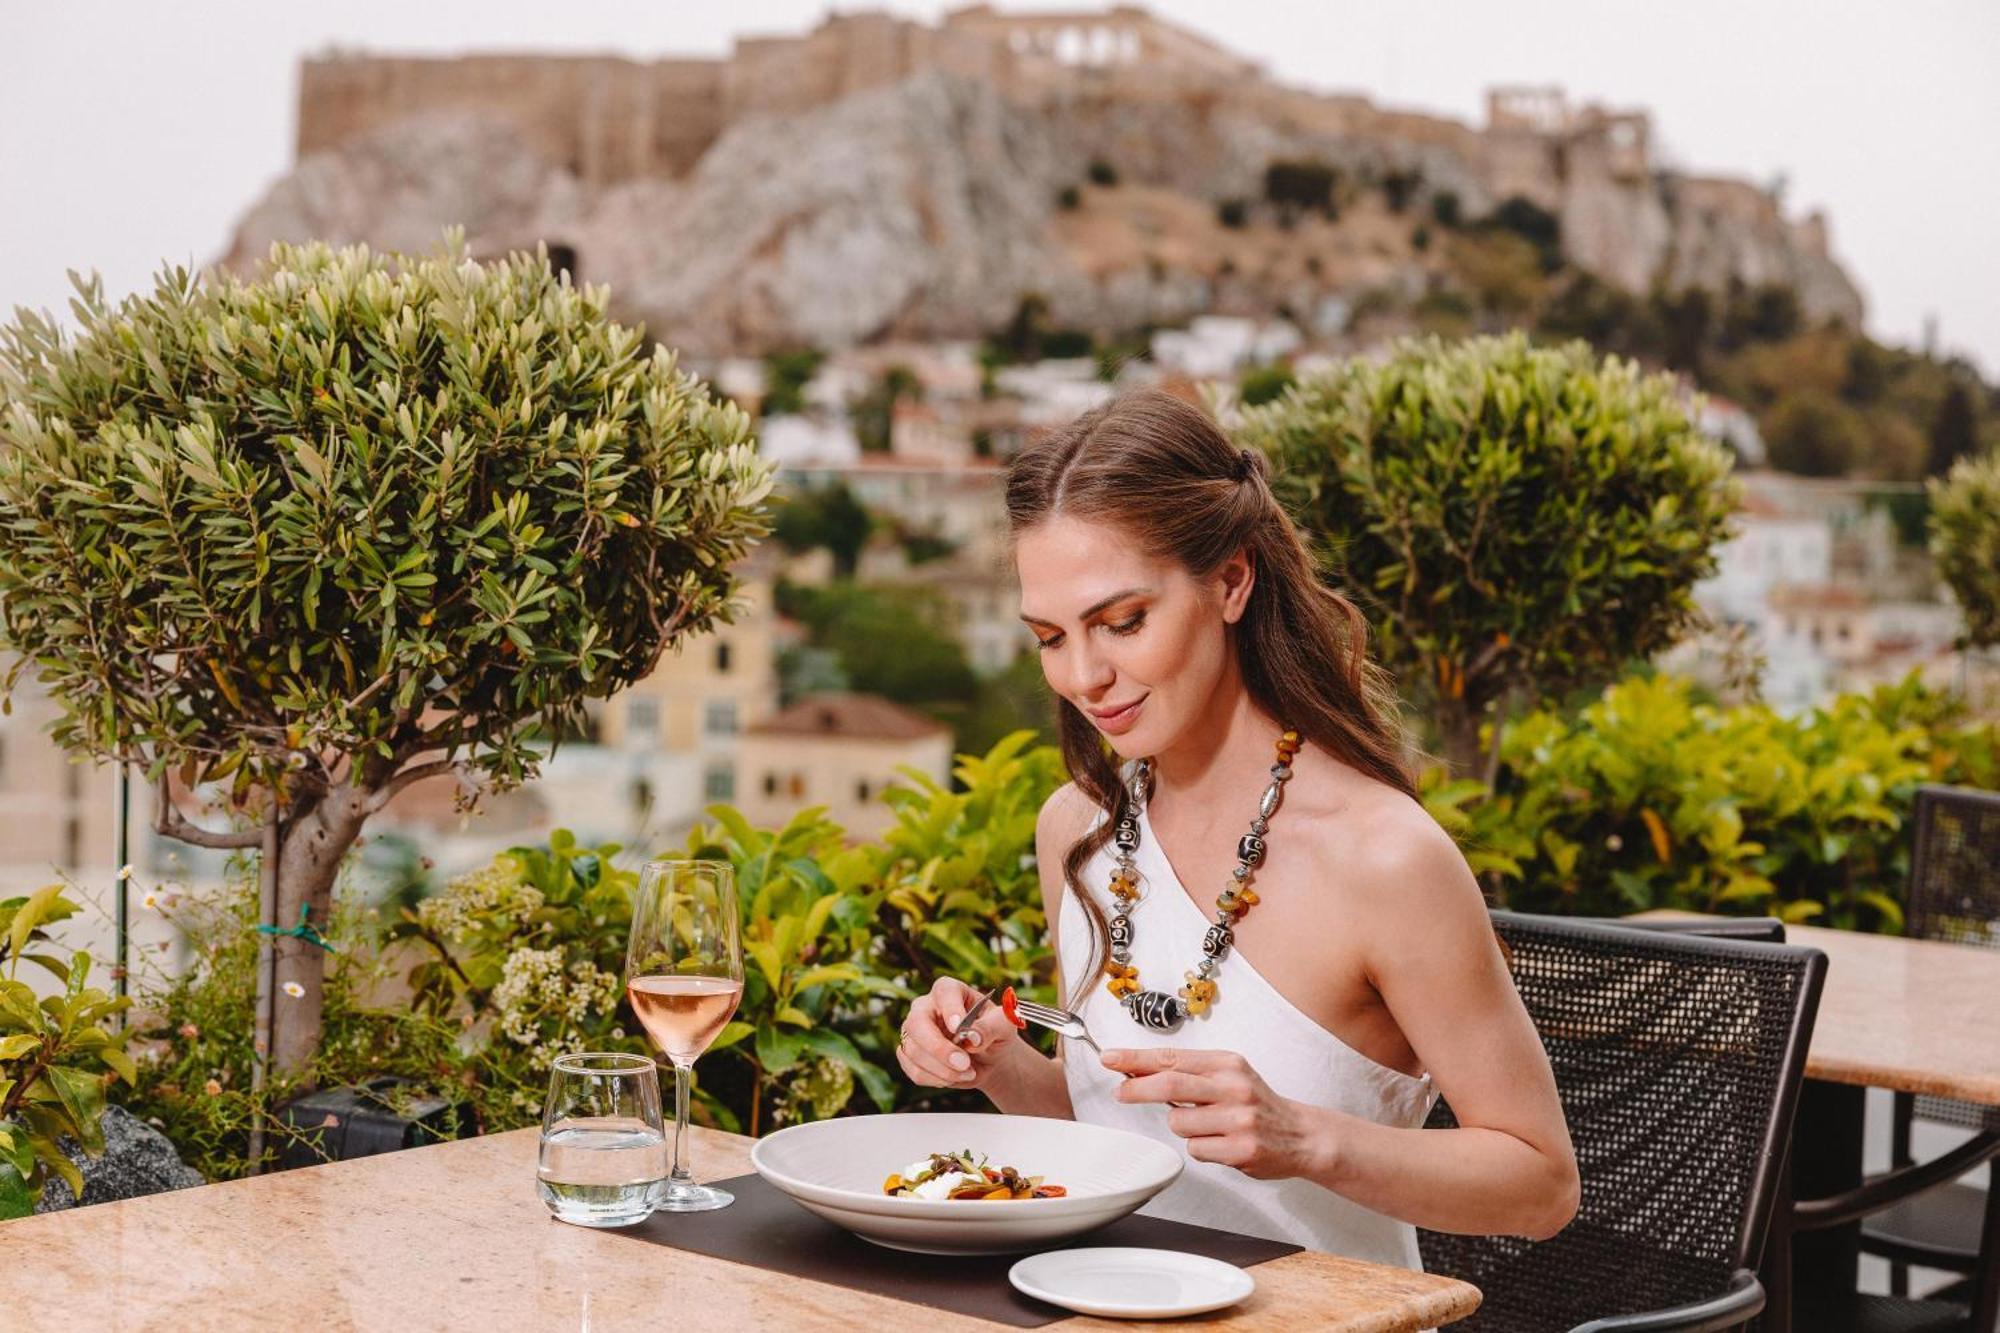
{"left": 615, "top": 1173, "right": 1301, "bottom": 1327}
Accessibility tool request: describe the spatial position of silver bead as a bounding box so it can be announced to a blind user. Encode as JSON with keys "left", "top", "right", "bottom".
{"left": 1111, "top": 946, "right": 1131, "bottom": 964}
{"left": 1259, "top": 782, "right": 1281, "bottom": 819}
{"left": 1197, "top": 958, "right": 1218, "bottom": 978}
{"left": 1270, "top": 763, "right": 1292, "bottom": 780}
{"left": 1249, "top": 816, "right": 1269, "bottom": 835}
{"left": 1232, "top": 864, "right": 1250, "bottom": 880}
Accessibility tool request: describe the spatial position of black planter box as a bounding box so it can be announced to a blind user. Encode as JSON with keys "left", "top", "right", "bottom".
{"left": 273, "top": 1077, "right": 476, "bottom": 1170}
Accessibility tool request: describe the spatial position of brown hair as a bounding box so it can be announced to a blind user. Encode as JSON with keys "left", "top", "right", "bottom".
{"left": 1005, "top": 388, "right": 1415, "bottom": 1011}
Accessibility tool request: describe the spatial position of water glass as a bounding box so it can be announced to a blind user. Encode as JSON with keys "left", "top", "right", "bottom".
{"left": 537, "top": 1051, "right": 668, "bottom": 1227}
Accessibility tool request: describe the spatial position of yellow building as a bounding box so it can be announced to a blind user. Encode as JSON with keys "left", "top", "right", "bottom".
{"left": 594, "top": 565, "right": 785, "bottom": 830}
{"left": 736, "top": 692, "right": 953, "bottom": 841}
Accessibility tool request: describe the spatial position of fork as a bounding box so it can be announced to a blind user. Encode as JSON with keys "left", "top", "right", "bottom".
{"left": 1010, "top": 995, "right": 1107, "bottom": 1058}
{"left": 1012, "top": 995, "right": 1196, "bottom": 1107}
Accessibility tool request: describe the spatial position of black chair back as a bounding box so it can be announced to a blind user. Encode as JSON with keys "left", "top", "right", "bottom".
{"left": 1906, "top": 783, "right": 2000, "bottom": 1134}
{"left": 1419, "top": 912, "right": 1826, "bottom": 1332}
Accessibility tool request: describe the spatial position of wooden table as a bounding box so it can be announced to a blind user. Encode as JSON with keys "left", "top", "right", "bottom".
{"left": 1781, "top": 921, "right": 2000, "bottom": 1102}
{"left": 8, "top": 1126, "right": 1480, "bottom": 1332}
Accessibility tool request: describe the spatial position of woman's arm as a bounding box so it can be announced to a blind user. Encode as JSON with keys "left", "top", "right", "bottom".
{"left": 1109, "top": 811, "right": 1579, "bottom": 1239}
{"left": 892, "top": 783, "right": 1088, "bottom": 1120}
{"left": 1321, "top": 823, "right": 1579, "bottom": 1237}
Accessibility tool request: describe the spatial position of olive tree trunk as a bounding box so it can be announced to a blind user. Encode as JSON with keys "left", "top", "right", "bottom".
{"left": 266, "top": 788, "right": 372, "bottom": 1079}
{"left": 155, "top": 769, "right": 444, "bottom": 1084}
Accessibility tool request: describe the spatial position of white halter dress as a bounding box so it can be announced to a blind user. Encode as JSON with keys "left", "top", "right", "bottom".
{"left": 1057, "top": 796, "right": 1437, "bottom": 1269}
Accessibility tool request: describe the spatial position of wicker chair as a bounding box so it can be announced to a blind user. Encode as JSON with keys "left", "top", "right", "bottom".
{"left": 1419, "top": 912, "right": 1826, "bottom": 1332}
{"left": 1861, "top": 784, "right": 2000, "bottom": 1323}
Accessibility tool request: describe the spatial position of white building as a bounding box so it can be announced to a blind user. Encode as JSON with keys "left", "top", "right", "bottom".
{"left": 758, "top": 414, "right": 862, "bottom": 468}
{"left": 1151, "top": 316, "right": 1301, "bottom": 378}
{"left": 993, "top": 358, "right": 1117, "bottom": 425}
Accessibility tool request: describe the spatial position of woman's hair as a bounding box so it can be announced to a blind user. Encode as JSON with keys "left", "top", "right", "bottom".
{"left": 1005, "top": 388, "right": 1415, "bottom": 1011}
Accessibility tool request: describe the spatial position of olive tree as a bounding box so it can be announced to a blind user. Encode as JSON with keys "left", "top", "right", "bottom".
{"left": 0, "top": 239, "right": 772, "bottom": 1075}
{"left": 1930, "top": 450, "right": 2000, "bottom": 649}
{"left": 1237, "top": 332, "right": 1737, "bottom": 776}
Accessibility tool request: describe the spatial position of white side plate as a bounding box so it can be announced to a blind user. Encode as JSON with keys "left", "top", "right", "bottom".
{"left": 1008, "top": 1247, "right": 1256, "bottom": 1319}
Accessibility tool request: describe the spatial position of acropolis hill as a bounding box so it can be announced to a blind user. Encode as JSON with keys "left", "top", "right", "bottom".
{"left": 228, "top": 4, "right": 1863, "bottom": 355}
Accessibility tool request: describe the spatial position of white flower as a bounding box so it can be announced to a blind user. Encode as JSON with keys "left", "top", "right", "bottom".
{"left": 282, "top": 981, "right": 305, "bottom": 998}
{"left": 141, "top": 891, "right": 159, "bottom": 910}
{"left": 1605, "top": 834, "right": 1624, "bottom": 852}
{"left": 116, "top": 864, "right": 135, "bottom": 882}
{"left": 416, "top": 862, "right": 543, "bottom": 938}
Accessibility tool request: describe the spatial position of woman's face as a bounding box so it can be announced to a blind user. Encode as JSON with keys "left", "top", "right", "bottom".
{"left": 1015, "top": 514, "right": 1252, "bottom": 760}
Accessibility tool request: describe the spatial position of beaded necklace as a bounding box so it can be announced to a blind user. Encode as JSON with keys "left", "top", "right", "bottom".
{"left": 1102, "top": 728, "right": 1301, "bottom": 1030}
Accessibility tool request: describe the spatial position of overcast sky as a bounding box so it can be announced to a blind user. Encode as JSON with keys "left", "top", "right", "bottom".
{"left": 4, "top": 1, "right": 1996, "bottom": 374}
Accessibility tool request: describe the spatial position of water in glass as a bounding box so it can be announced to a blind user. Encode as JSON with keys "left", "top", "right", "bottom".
{"left": 537, "top": 1051, "right": 667, "bottom": 1227}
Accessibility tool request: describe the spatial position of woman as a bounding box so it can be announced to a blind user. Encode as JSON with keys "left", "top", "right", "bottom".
{"left": 895, "top": 388, "right": 1579, "bottom": 1266}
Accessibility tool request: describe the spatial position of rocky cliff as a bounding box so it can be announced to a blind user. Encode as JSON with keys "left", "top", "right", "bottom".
{"left": 223, "top": 70, "right": 1863, "bottom": 356}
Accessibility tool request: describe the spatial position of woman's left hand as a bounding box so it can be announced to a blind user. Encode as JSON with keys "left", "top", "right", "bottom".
{"left": 1103, "top": 1047, "right": 1328, "bottom": 1180}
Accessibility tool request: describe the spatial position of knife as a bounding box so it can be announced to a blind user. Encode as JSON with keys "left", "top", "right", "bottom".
{"left": 950, "top": 986, "right": 1004, "bottom": 1044}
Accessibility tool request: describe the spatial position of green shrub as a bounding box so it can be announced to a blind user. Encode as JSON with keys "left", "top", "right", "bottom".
{"left": 121, "top": 733, "right": 1064, "bottom": 1167}
{"left": 1264, "top": 161, "right": 1338, "bottom": 215}
{"left": 0, "top": 888, "right": 135, "bottom": 1214}
{"left": 1382, "top": 168, "right": 1424, "bottom": 214}
{"left": 0, "top": 237, "right": 771, "bottom": 1076}
{"left": 762, "top": 347, "right": 825, "bottom": 416}
{"left": 1042, "top": 329, "right": 1096, "bottom": 360}
{"left": 1765, "top": 388, "right": 1870, "bottom": 476}
{"left": 1929, "top": 450, "right": 2000, "bottom": 647}
{"left": 1460, "top": 674, "right": 2000, "bottom": 929}
{"left": 1476, "top": 196, "right": 1563, "bottom": 272}
{"left": 1238, "top": 333, "right": 1738, "bottom": 776}
{"left": 778, "top": 582, "right": 977, "bottom": 708}
{"left": 1237, "top": 362, "right": 1296, "bottom": 408}
{"left": 1928, "top": 382, "right": 1981, "bottom": 477}
{"left": 772, "top": 482, "right": 873, "bottom": 578}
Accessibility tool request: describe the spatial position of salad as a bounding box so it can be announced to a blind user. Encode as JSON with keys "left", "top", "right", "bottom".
{"left": 882, "top": 1149, "right": 1067, "bottom": 1200}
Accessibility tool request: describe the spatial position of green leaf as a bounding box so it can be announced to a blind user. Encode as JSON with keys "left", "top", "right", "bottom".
{"left": 0, "top": 1161, "right": 32, "bottom": 1220}
{"left": 0, "top": 980, "right": 44, "bottom": 1032}
{"left": 26, "top": 1131, "right": 81, "bottom": 1199}
{"left": 0, "top": 1033, "right": 40, "bottom": 1060}
{"left": 97, "top": 1045, "right": 137, "bottom": 1084}
{"left": 709, "top": 1021, "right": 754, "bottom": 1053}
{"left": 6, "top": 884, "right": 65, "bottom": 971}
{"left": 799, "top": 1028, "right": 897, "bottom": 1113}
{"left": 790, "top": 964, "right": 860, "bottom": 994}
{"left": 45, "top": 1065, "right": 105, "bottom": 1154}
{"left": 754, "top": 1025, "right": 807, "bottom": 1075}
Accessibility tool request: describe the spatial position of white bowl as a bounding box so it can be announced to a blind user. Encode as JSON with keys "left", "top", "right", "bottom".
{"left": 750, "top": 1113, "right": 1183, "bottom": 1255}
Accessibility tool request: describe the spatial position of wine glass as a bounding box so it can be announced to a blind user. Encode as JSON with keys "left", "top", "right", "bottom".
{"left": 625, "top": 858, "right": 743, "bottom": 1212}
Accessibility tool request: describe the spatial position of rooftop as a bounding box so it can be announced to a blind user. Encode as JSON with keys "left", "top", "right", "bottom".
{"left": 744, "top": 690, "right": 949, "bottom": 741}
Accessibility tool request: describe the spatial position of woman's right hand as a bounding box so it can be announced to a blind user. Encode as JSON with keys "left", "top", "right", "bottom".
{"left": 895, "top": 977, "right": 1026, "bottom": 1090}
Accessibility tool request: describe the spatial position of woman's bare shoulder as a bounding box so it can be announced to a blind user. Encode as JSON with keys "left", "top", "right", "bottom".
{"left": 1037, "top": 781, "right": 1100, "bottom": 848}
{"left": 1035, "top": 782, "right": 1108, "bottom": 952}
{"left": 1295, "top": 772, "right": 1485, "bottom": 926}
